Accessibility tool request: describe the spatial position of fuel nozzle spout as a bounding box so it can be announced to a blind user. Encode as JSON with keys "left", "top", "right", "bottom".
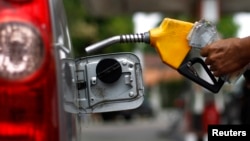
{"left": 85, "top": 32, "right": 150, "bottom": 54}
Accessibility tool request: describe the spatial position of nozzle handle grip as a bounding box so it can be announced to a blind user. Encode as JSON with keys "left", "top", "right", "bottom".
{"left": 178, "top": 57, "right": 224, "bottom": 93}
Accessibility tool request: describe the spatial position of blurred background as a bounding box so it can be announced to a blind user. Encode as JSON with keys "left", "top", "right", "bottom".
{"left": 63, "top": 0, "right": 250, "bottom": 141}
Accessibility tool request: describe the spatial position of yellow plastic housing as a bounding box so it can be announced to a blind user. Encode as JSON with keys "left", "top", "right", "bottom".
{"left": 150, "top": 18, "right": 194, "bottom": 69}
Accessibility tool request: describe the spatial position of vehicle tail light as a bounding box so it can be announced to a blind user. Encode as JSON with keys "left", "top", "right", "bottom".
{"left": 0, "top": 22, "right": 44, "bottom": 80}
{"left": 0, "top": 0, "right": 59, "bottom": 141}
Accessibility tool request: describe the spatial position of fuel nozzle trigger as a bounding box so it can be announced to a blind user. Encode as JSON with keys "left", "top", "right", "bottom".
{"left": 178, "top": 57, "right": 224, "bottom": 93}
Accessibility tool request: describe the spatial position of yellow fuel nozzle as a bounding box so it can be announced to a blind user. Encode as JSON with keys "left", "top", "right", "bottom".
{"left": 149, "top": 18, "right": 194, "bottom": 70}
{"left": 84, "top": 18, "right": 225, "bottom": 93}
{"left": 149, "top": 18, "right": 225, "bottom": 93}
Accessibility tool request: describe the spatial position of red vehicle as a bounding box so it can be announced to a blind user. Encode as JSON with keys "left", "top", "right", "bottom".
{"left": 0, "top": 0, "right": 144, "bottom": 141}
{"left": 0, "top": 0, "right": 75, "bottom": 140}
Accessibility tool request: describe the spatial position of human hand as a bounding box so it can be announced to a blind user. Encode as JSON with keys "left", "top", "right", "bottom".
{"left": 200, "top": 37, "right": 250, "bottom": 77}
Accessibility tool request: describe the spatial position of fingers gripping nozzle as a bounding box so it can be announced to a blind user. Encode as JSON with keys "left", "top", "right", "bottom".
{"left": 85, "top": 32, "right": 150, "bottom": 54}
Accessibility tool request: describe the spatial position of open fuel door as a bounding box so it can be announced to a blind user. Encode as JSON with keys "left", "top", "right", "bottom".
{"left": 61, "top": 52, "right": 144, "bottom": 114}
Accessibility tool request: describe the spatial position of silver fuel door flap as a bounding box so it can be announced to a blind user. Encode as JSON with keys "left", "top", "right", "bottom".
{"left": 62, "top": 52, "right": 144, "bottom": 114}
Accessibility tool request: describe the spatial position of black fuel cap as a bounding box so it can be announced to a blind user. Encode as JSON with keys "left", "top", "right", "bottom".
{"left": 96, "top": 58, "right": 122, "bottom": 83}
